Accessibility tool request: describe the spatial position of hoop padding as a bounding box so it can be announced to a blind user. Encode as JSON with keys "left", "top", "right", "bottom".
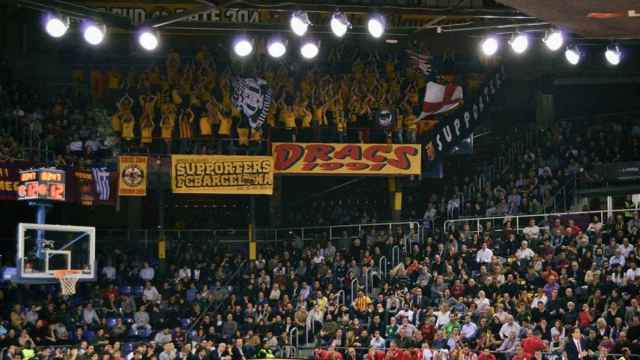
{"left": 53, "top": 270, "right": 81, "bottom": 295}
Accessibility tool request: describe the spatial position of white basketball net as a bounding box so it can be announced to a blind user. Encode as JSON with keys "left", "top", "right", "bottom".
{"left": 53, "top": 270, "right": 80, "bottom": 295}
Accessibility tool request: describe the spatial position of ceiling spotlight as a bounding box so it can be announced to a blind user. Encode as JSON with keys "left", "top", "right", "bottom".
{"left": 509, "top": 33, "right": 529, "bottom": 54}
{"left": 604, "top": 45, "right": 621, "bottom": 66}
{"left": 233, "top": 37, "right": 254, "bottom": 57}
{"left": 542, "top": 30, "right": 564, "bottom": 51}
{"left": 83, "top": 23, "right": 106, "bottom": 46}
{"left": 564, "top": 46, "right": 581, "bottom": 65}
{"left": 138, "top": 30, "right": 159, "bottom": 51}
{"left": 290, "top": 11, "right": 311, "bottom": 37}
{"left": 330, "top": 12, "right": 351, "bottom": 38}
{"left": 267, "top": 38, "right": 287, "bottom": 58}
{"left": 481, "top": 36, "right": 499, "bottom": 56}
{"left": 300, "top": 41, "right": 319, "bottom": 59}
{"left": 45, "top": 15, "right": 69, "bottom": 38}
{"left": 367, "top": 15, "right": 386, "bottom": 38}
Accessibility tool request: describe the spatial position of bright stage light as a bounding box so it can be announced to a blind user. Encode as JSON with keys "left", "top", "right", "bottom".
{"left": 300, "top": 41, "right": 319, "bottom": 59}
{"left": 83, "top": 24, "right": 105, "bottom": 46}
{"left": 45, "top": 15, "right": 69, "bottom": 38}
{"left": 138, "top": 31, "right": 159, "bottom": 51}
{"left": 605, "top": 45, "right": 621, "bottom": 66}
{"left": 234, "top": 37, "right": 253, "bottom": 57}
{"left": 543, "top": 30, "right": 564, "bottom": 51}
{"left": 367, "top": 15, "right": 385, "bottom": 38}
{"left": 330, "top": 12, "right": 350, "bottom": 38}
{"left": 267, "top": 39, "right": 287, "bottom": 58}
{"left": 481, "top": 36, "right": 499, "bottom": 56}
{"left": 564, "top": 46, "right": 581, "bottom": 65}
{"left": 509, "top": 33, "right": 529, "bottom": 54}
{"left": 290, "top": 11, "right": 311, "bottom": 37}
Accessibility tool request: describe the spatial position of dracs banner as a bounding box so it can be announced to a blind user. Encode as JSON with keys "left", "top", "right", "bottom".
{"left": 171, "top": 155, "right": 273, "bottom": 195}
{"left": 422, "top": 66, "right": 504, "bottom": 163}
{"left": 118, "top": 156, "right": 148, "bottom": 196}
{"left": 231, "top": 77, "right": 272, "bottom": 129}
{"left": 272, "top": 143, "right": 421, "bottom": 176}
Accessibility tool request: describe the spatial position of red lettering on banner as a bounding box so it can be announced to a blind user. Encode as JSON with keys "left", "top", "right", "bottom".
{"left": 319, "top": 163, "right": 344, "bottom": 171}
{"left": 303, "top": 144, "right": 334, "bottom": 163}
{"left": 388, "top": 146, "right": 419, "bottom": 170}
{"left": 334, "top": 145, "right": 362, "bottom": 161}
{"left": 345, "top": 163, "right": 369, "bottom": 170}
{"left": 274, "top": 144, "right": 304, "bottom": 170}
{"left": 369, "top": 163, "right": 387, "bottom": 171}
{"left": 302, "top": 163, "right": 319, "bottom": 171}
{"left": 363, "top": 145, "right": 389, "bottom": 162}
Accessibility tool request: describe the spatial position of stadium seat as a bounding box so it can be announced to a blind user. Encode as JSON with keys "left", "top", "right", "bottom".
{"left": 133, "top": 286, "right": 144, "bottom": 297}
{"left": 180, "top": 318, "right": 191, "bottom": 329}
{"left": 106, "top": 318, "right": 118, "bottom": 329}
{"left": 119, "top": 286, "right": 132, "bottom": 295}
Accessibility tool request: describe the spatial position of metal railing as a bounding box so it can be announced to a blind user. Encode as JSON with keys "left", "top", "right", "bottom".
{"left": 378, "top": 256, "right": 388, "bottom": 279}
{"left": 95, "top": 221, "right": 421, "bottom": 258}
{"left": 443, "top": 208, "right": 638, "bottom": 234}
{"left": 350, "top": 278, "right": 359, "bottom": 303}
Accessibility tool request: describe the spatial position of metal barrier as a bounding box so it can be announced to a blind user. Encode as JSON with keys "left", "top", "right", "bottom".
{"left": 95, "top": 221, "right": 421, "bottom": 259}
{"left": 443, "top": 208, "right": 638, "bottom": 234}
{"left": 391, "top": 245, "right": 400, "bottom": 267}
{"left": 288, "top": 327, "right": 299, "bottom": 354}
{"left": 378, "top": 256, "right": 388, "bottom": 279}
{"left": 335, "top": 289, "right": 345, "bottom": 308}
{"left": 350, "top": 278, "right": 359, "bottom": 303}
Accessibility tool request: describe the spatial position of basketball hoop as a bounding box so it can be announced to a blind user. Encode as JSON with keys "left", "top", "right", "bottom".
{"left": 52, "top": 270, "right": 81, "bottom": 295}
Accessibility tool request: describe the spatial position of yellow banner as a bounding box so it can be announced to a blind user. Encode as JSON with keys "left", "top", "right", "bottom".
{"left": 118, "top": 156, "right": 148, "bottom": 196}
{"left": 171, "top": 155, "right": 273, "bottom": 195}
{"left": 272, "top": 143, "right": 421, "bottom": 176}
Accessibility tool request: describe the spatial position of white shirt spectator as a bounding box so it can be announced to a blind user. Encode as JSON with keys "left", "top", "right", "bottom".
{"left": 102, "top": 265, "right": 116, "bottom": 280}
{"left": 154, "top": 330, "right": 173, "bottom": 345}
{"left": 516, "top": 247, "right": 535, "bottom": 261}
{"left": 178, "top": 267, "right": 192, "bottom": 281}
{"left": 395, "top": 309, "right": 415, "bottom": 322}
{"left": 370, "top": 336, "right": 386, "bottom": 350}
{"left": 609, "top": 255, "right": 626, "bottom": 268}
{"left": 140, "top": 265, "right": 155, "bottom": 281}
{"left": 624, "top": 266, "right": 640, "bottom": 282}
{"left": 619, "top": 244, "right": 635, "bottom": 258}
{"left": 499, "top": 321, "right": 521, "bottom": 340}
{"left": 83, "top": 305, "right": 100, "bottom": 325}
{"left": 476, "top": 247, "right": 493, "bottom": 264}
{"left": 461, "top": 322, "right": 478, "bottom": 339}
{"left": 523, "top": 224, "right": 540, "bottom": 240}
{"left": 435, "top": 310, "right": 451, "bottom": 328}
{"left": 530, "top": 294, "right": 548, "bottom": 309}
{"left": 143, "top": 285, "right": 161, "bottom": 303}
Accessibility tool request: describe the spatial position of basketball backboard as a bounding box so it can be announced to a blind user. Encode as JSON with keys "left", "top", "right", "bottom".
{"left": 15, "top": 223, "right": 95, "bottom": 284}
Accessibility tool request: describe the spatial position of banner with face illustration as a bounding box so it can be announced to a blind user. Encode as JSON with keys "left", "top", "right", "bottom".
{"left": 231, "top": 77, "right": 272, "bottom": 129}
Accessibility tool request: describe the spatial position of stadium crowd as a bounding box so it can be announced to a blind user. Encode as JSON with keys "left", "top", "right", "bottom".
{"left": 2, "top": 208, "right": 640, "bottom": 360}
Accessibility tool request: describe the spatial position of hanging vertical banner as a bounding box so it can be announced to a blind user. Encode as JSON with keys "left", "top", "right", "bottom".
{"left": 231, "top": 77, "right": 272, "bottom": 129}
{"left": 74, "top": 170, "right": 96, "bottom": 206}
{"left": 118, "top": 156, "right": 148, "bottom": 196}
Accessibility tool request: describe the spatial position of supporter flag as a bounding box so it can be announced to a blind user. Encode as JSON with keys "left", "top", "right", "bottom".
{"left": 231, "top": 77, "right": 272, "bottom": 129}
{"left": 417, "top": 82, "right": 463, "bottom": 120}
{"left": 118, "top": 156, "right": 148, "bottom": 196}
{"left": 74, "top": 170, "right": 96, "bottom": 206}
{"left": 406, "top": 49, "right": 432, "bottom": 75}
{"left": 92, "top": 167, "right": 117, "bottom": 205}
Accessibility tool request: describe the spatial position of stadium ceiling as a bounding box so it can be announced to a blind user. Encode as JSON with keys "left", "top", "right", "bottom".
{"left": 16, "top": 0, "right": 551, "bottom": 37}
{"left": 497, "top": 0, "right": 640, "bottom": 39}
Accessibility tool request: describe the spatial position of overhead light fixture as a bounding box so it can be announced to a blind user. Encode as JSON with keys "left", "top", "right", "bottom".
{"left": 83, "top": 23, "right": 106, "bottom": 46}
{"left": 300, "top": 41, "right": 319, "bottom": 59}
{"left": 367, "top": 14, "right": 386, "bottom": 38}
{"left": 480, "top": 36, "right": 499, "bottom": 56}
{"left": 138, "top": 30, "right": 159, "bottom": 51}
{"left": 330, "top": 12, "right": 351, "bottom": 38}
{"left": 267, "top": 38, "right": 287, "bottom": 58}
{"left": 45, "top": 15, "right": 69, "bottom": 38}
{"left": 604, "top": 44, "right": 621, "bottom": 66}
{"left": 564, "top": 45, "right": 581, "bottom": 65}
{"left": 290, "top": 11, "right": 311, "bottom": 37}
{"left": 542, "top": 30, "right": 564, "bottom": 51}
{"left": 233, "top": 36, "right": 254, "bottom": 57}
{"left": 509, "top": 33, "right": 529, "bottom": 54}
